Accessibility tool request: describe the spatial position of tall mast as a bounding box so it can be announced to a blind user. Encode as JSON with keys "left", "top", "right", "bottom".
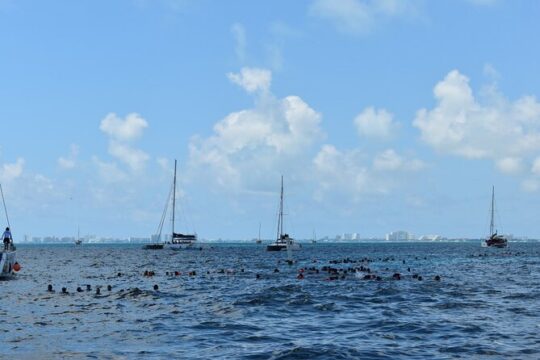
{"left": 0, "top": 183, "right": 10, "bottom": 229}
{"left": 172, "top": 159, "right": 177, "bottom": 238}
{"left": 280, "top": 175, "right": 284, "bottom": 237}
{"left": 490, "top": 185, "right": 495, "bottom": 235}
{"left": 276, "top": 176, "right": 284, "bottom": 240}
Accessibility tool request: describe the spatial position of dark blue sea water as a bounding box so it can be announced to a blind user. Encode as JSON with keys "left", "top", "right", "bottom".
{"left": 1, "top": 242, "right": 540, "bottom": 359}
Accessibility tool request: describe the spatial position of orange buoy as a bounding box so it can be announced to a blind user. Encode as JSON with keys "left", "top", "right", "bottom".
{"left": 13, "top": 262, "right": 21, "bottom": 272}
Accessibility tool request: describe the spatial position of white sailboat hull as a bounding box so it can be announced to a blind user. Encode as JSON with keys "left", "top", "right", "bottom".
{"left": 0, "top": 250, "right": 17, "bottom": 279}
{"left": 266, "top": 241, "right": 301, "bottom": 251}
{"left": 165, "top": 242, "right": 198, "bottom": 250}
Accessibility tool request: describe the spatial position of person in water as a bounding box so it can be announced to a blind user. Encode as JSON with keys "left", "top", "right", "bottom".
{"left": 3, "top": 227, "right": 12, "bottom": 250}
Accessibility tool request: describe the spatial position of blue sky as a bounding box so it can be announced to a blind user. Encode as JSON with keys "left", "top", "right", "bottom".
{"left": 1, "top": 0, "right": 540, "bottom": 240}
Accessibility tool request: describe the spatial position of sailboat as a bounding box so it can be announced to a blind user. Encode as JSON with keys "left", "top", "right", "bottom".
{"left": 255, "top": 223, "right": 262, "bottom": 244}
{"left": 484, "top": 186, "right": 508, "bottom": 248}
{"left": 74, "top": 226, "right": 82, "bottom": 245}
{"left": 166, "top": 160, "right": 197, "bottom": 250}
{"left": 266, "top": 176, "right": 301, "bottom": 252}
{"left": 0, "top": 183, "right": 20, "bottom": 279}
{"left": 311, "top": 230, "right": 317, "bottom": 244}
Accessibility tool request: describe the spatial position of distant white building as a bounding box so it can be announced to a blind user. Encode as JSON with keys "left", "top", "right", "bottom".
{"left": 385, "top": 230, "right": 415, "bottom": 241}
{"left": 418, "top": 234, "right": 442, "bottom": 241}
{"left": 342, "top": 233, "right": 360, "bottom": 241}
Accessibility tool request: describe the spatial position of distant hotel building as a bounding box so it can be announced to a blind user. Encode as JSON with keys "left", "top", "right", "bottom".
{"left": 385, "top": 230, "right": 415, "bottom": 241}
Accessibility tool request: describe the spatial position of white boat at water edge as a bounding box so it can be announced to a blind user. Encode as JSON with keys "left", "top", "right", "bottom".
{"left": 483, "top": 186, "right": 508, "bottom": 248}
{"left": 0, "top": 184, "right": 20, "bottom": 280}
{"left": 266, "top": 176, "right": 301, "bottom": 252}
{"left": 0, "top": 249, "right": 17, "bottom": 279}
{"left": 74, "top": 226, "right": 82, "bottom": 245}
{"left": 144, "top": 159, "right": 197, "bottom": 250}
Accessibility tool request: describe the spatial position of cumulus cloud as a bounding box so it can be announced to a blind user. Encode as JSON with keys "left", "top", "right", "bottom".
{"left": 92, "top": 157, "right": 128, "bottom": 183}
{"left": 58, "top": 144, "right": 79, "bottom": 169}
{"left": 313, "top": 145, "right": 424, "bottom": 200}
{"left": 373, "top": 149, "right": 424, "bottom": 171}
{"left": 99, "top": 113, "right": 150, "bottom": 172}
{"left": 309, "top": 0, "right": 418, "bottom": 34}
{"left": 190, "top": 68, "right": 323, "bottom": 191}
{"left": 354, "top": 107, "right": 397, "bottom": 139}
{"left": 414, "top": 70, "right": 540, "bottom": 178}
{"left": 99, "top": 113, "right": 148, "bottom": 142}
{"left": 496, "top": 157, "right": 524, "bottom": 175}
{"left": 0, "top": 158, "right": 24, "bottom": 182}
{"left": 313, "top": 145, "right": 373, "bottom": 198}
{"left": 192, "top": 67, "right": 426, "bottom": 201}
{"left": 227, "top": 67, "right": 272, "bottom": 93}
{"left": 108, "top": 142, "right": 149, "bottom": 172}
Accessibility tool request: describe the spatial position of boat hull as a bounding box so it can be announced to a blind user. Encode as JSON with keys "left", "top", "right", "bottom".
{"left": 0, "top": 250, "right": 17, "bottom": 279}
{"left": 166, "top": 242, "right": 197, "bottom": 250}
{"left": 484, "top": 235, "right": 508, "bottom": 248}
{"left": 266, "top": 242, "right": 301, "bottom": 251}
{"left": 143, "top": 244, "right": 164, "bottom": 250}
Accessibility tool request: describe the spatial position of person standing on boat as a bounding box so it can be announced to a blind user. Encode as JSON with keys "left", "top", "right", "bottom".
{"left": 3, "top": 227, "right": 12, "bottom": 250}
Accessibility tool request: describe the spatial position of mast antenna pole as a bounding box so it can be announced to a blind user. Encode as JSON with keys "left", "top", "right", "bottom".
{"left": 490, "top": 185, "right": 495, "bottom": 235}
{"left": 0, "top": 183, "right": 10, "bottom": 229}
{"left": 280, "top": 175, "right": 284, "bottom": 237}
{"left": 172, "top": 160, "right": 177, "bottom": 240}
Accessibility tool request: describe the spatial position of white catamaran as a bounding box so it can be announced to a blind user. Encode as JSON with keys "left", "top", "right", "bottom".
{"left": 0, "top": 183, "right": 20, "bottom": 279}
{"left": 166, "top": 160, "right": 197, "bottom": 250}
{"left": 266, "top": 176, "right": 301, "bottom": 252}
{"left": 483, "top": 186, "right": 508, "bottom": 248}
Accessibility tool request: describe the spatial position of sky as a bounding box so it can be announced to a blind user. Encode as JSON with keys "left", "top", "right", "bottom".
{"left": 1, "top": 0, "right": 540, "bottom": 240}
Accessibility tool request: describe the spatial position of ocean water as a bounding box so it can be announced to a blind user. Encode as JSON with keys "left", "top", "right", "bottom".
{"left": 1, "top": 242, "right": 540, "bottom": 359}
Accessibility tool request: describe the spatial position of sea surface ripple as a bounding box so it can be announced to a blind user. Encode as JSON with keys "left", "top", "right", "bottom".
{"left": 1, "top": 242, "right": 540, "bottom": 359}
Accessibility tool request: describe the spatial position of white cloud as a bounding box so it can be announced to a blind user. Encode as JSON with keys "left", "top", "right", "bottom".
{"left": 354, "top": 107, "right": 397, "bottom": 139}
{"left": 92, "top": 157, "right": 128, "bottom": 183}
{"left": 313, "top": 146, "right": 424, "bottom": 201}
{"left": 414, "top": 70, "right": 540, "bottom": 177}
{"left": 190, "top": 68, "right": 323, "bottom": 191}
{"left": 373, "top": 149, "right": 424, "bottom": 171}
{"left": 58, "top": 144, "right": 79, "bottom": 169}
{"left": 0, "top": 158, "right": 24, "bottom": 183}
{"left": 108, "top": 141, "right": 149, "bottom": 172}
{"left": 227, "top": 67, "right": 272, "bottom": 93}
{"left": 313, "top": 145, "right": 372, "bottom": 199}
{"left": 193, "top": 67, "right": 426, "bottom": 202}
{"left": 98, "top": 112, "right": 150, "bottom": 172}
{"left": 99, "top": 113, "right": 148, "bottom": 142}
{"left": 496, "top": 157, "right": 523, "bottom": 175}
{"left": 231, "top": 23, "right": 247, "bottom": 63}
{"left": 309, "top": 0, "right": 418, "bottom": 34}
{"left": 532, "top": 157, "right": 540, "bottom": 176}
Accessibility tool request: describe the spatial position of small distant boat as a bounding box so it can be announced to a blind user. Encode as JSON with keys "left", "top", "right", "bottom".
{"left": 267, "top": 176, "right": 301, "bottom": 252}
{"left": 255, "top": 223, "right": 262, "bottom": 244}
{"left": 484, "top": 186, "right": 508, "bottom": 248}
{"left": 311, "top": 230, "right": 317, "bottom": 244}
{"left": 74, "top": 226, "right": 82, "bottom": 245}
{"left": 0, "top": 183, "right": 19, "bottom": 280}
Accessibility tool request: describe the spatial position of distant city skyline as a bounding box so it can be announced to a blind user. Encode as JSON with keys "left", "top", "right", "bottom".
{"left": 2, "top": 1, "right": 540, "bottom": 239}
